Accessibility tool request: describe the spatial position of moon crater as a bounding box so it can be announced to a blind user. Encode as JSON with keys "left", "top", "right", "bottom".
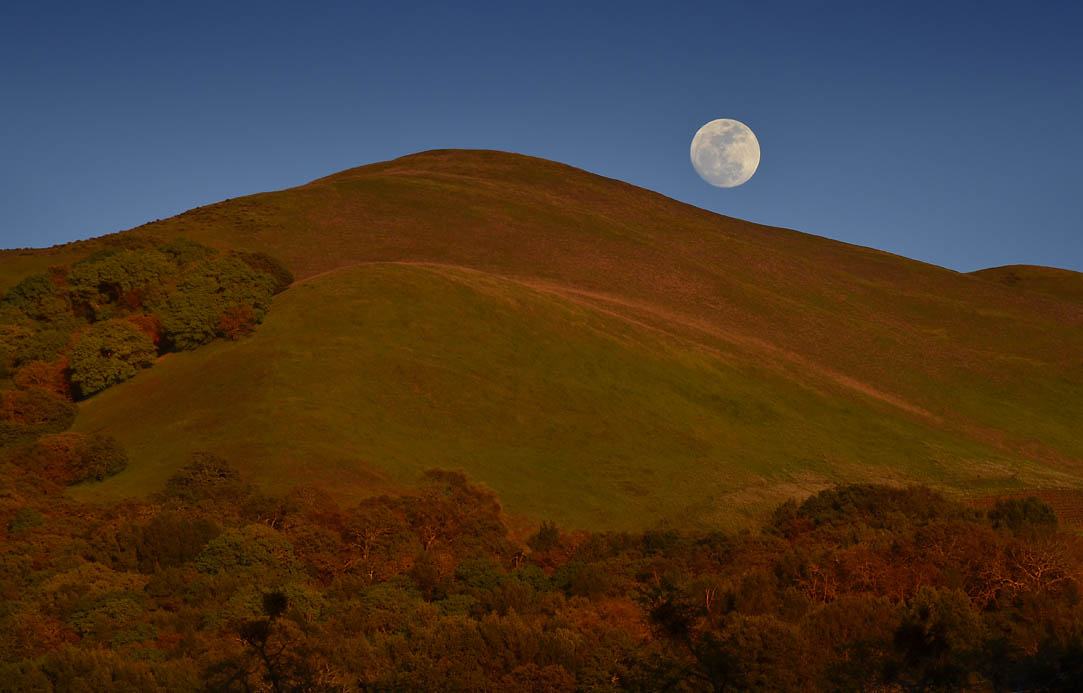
{"left": 690, "top": 119, "right": 760, "bottom": 188}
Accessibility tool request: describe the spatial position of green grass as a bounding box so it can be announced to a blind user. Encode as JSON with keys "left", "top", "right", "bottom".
{"left": 69, "top": 264, "right": 1077, "bottom": 530}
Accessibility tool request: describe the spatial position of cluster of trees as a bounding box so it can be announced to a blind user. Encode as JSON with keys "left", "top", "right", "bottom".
{"left": 0, "top": 237, "right": 291, "bottom": 400}
{"left": 1, "top": 448, "right": 1081, "bottom": 691}
{"left": 0, "top": 239, "right": 290, "bottom": 488}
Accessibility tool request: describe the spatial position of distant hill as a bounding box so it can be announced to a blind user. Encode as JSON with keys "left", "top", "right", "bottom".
{"left": 6, "top": 150, "right": 1082, "bottom": 529}
{"left": 969, "top": 264, "right": 1083, "bottom": 305}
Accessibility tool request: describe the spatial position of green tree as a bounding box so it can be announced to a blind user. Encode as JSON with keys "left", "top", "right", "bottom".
{"left": 0, "top": 387, "right": 77, "bottom": 447}
{"left": 2, "top": 273, "right": 69, "bottom": 321}
{"left": 888, "top": 587, "right": 986, "bottom": 690}
{"left": 70, "top": 433, "right": 129, "bottom": 482}
{"left": 156, "top": 256, "right": 275, "bottom": 350}
{"left": 527, "top": 520, "right": 561, "bottom": 553}
{"left": 233, "top": 251, "right": 294, "bottom": 294}
{"left": 67, "top": 319, "right": 156, "bottom": 398}
{"left": 12, "top": 327, "right": 75, "bottom": 367}
{"left": 0, "top": 387, "right": 77, "bottom": 430}
{"left": 163, "top": 452, "right": 252, "bottom": 503}
{"left": 66, "top": 248, "right": 175, "bottom": 317}
{"left": 989, "top": 496, "right": 1058, "bottom": 533}
{"left": 7, "top": 432, "right": 127, "bottom": 484}
{"left": 158, "top": 237, "right": 215, "bottom": 267}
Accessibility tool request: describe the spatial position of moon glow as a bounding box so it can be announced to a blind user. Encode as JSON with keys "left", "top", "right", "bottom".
{"left": 690, "top": 119, "right": 761, "bottom": 188}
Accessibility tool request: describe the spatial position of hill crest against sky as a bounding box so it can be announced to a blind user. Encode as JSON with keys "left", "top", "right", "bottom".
{"left": 4, "top": 149, "right": 1080, "bottom": 527}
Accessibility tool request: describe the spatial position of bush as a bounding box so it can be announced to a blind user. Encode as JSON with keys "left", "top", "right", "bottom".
{"left": 0, "top": 387, "right": 77, "bottom": 431}
{"left": 156, "top": 257, "right": 275, "bottom": 350}
{"left": 158, "top": 237, "right": 216, "bottom": 267}
{"left": 217, "top": 305, "right": 257, "bottom": 340}
{"left": 67, "top": 319, "right": 156, "bottom": 398}
{"left": 989, "top": 496, "right": 1057, "bottom": 532}
{"left": 890, "top": 587, "right": 985, "bottom": 689}
{"left": 527, "top": 520, "right": 561, "bottom": 553}
{"left": 154, "top": 284, "right": 221, "bottom": 351}
{"left": 196, "top": 525, "right": 300, "bottom": 577}
{"left": 13, "top": 358, "right": 71, "bottom": 397}
{"left": 125, "top": 313, "right": 162, "bottom": 347}
{"left": 13, "top": 327, "right": 75, "bottom": 366}
{"left": 67, "top": 249, "right": 175, "bottom": 315}
{"left": 233, "top": 251, "right": 294, "bottom": 293}
{"left": 787, "top": 484, "right": 965, "bottom": 533}
{"left": 7, "top": 432, "right": 127, "bottom": 485}
{"left": 135, "top": 512, "right": 221, "bottom": 572}
{"left": 0, "top": 644, "right": 199, "bottom": 692}
{"left": 71, "top": 248, "right": 121, "bottom": 267}
{"left": 8, "top": 507, "right": 45, "bottom": 534}
{"left": 163, "top": 452, "right": 251, "bottom": 503}
{"left": 2, "top": 273, "right": 69, "bottom": 321}
{"left": 71, "top": 433, "right": 129, "bottom": 482}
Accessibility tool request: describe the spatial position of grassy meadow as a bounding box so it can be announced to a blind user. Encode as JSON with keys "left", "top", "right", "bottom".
{"left": 69, "top": 263, "right": 1078, "bottom": 530}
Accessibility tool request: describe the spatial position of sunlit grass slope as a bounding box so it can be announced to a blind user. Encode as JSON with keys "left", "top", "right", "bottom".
{"left": 4, "top": 149, "right": 1081, "bottom": 527}
{"left": 69, "top": 263, "right": 1076, "bottom": 529}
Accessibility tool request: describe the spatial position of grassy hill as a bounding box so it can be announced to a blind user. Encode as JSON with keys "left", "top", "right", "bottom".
{"left": 6, "top": 149, "right": 1082, "bottom": 528}
{"left": 969, "top": 264, "right": 1083, "bottom": 305}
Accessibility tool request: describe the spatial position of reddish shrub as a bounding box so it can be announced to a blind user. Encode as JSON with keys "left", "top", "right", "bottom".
{"left": 47, "top": 265, "right": 69, "bottom": 288}
{"left": 217, "top": 305, "right": 257, "bottom": 340}
{"left": 7, "top": 432, "right": 127, "bottom": 485}
{"left": 13, "top": 359, "right": 72, "bottom": 398}
{"left": 117, "top": 289, "right": 144, "bottom": 311}
{"left": 0, "top": 388, "right": 77, "bottom": 431}
{"left": 125, "top": 313, "right": 162, "bottom": 348}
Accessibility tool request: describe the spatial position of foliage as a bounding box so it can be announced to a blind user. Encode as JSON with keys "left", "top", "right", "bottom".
{"left": 7, "top": 507, "right": 44, "bottom": 534}
{"left": 6, "top": 432, "right": 127, "bottom": 485}
{"left": 989, "top": 496, "right": 1058, "bottom": 532}
{"left": 889, "top": 587, "right": 986, "bottom": 689}
{"left": 133, "top": 511, "right": 221, "bottom": 573}
{"left": 233, "top": 250, "right": 294, "bottom": 293}
{"left": 155, "top": 256, "right": 275, "bottom": 350}
{"left": 527, "top": 520, "right": 560, "bottom": 553}
{"left": 162, "top": 452, "right": 252, "bottom": 503}
{"left": 12, "top": 327, "right": 75, "bottom": 367}
{"left": 72, "top": 433, "right": 129, "bottom": 482}
{"left": 158, "top": 237, "right": 216, "bottom": 267}
{"left": 0, "top": 388, "right": 77, "bottom": 447}
{"left": 788, "top": 483, "right": 968, "bottom": 531}
{"left": 216, "top": 305, "right": 257, "bottom": 340}
{"left": 12, "top": 359, "right": 71, "bottom": 397}
{"left": 3, "top": 449, "right": 1083, "bottom": 691}
{"left": 67, "top": 319, "right": 156, "bottom": 399}
{"left": 124, "top": 313, "right": 162, "bottom": 347}
{"left": 67, "top": 249, "right": 175, "bottom": 319}
{"left": 2, "top": 273, "right": 69, "bottom": 321}
{"left": 0, "top": 645, "right": 199, "bottom": 692}
{"left": 0, "top": 242, "right": 285, "bottom": 407}
{"left": 196, "top": 525, "right": 301, "bottom": 578}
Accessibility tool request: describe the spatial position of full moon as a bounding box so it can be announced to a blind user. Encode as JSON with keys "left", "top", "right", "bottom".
{"left": 690, "top": 118, "right": 761, "bottom": 188}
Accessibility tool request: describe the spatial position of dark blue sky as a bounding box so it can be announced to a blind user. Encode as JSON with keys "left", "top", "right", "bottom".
{"left": 2, "top": 1, "right": 1081, "bottom": 271}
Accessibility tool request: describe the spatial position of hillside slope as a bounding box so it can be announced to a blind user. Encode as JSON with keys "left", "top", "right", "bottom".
{"left": 6, "top": 149, "right": 1080, "bottom": 527}
{"left": 69, "top": 263, "right": 1077, "bottom": 528}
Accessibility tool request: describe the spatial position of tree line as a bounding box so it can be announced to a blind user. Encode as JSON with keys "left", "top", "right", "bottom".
{"left": 1, "top": 451, "right": 1081, "bottom": 691}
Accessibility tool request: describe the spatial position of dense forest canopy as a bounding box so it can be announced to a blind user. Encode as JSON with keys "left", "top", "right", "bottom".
{"left": 2, "top": 456, "right": 1082, "bottom": 691}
